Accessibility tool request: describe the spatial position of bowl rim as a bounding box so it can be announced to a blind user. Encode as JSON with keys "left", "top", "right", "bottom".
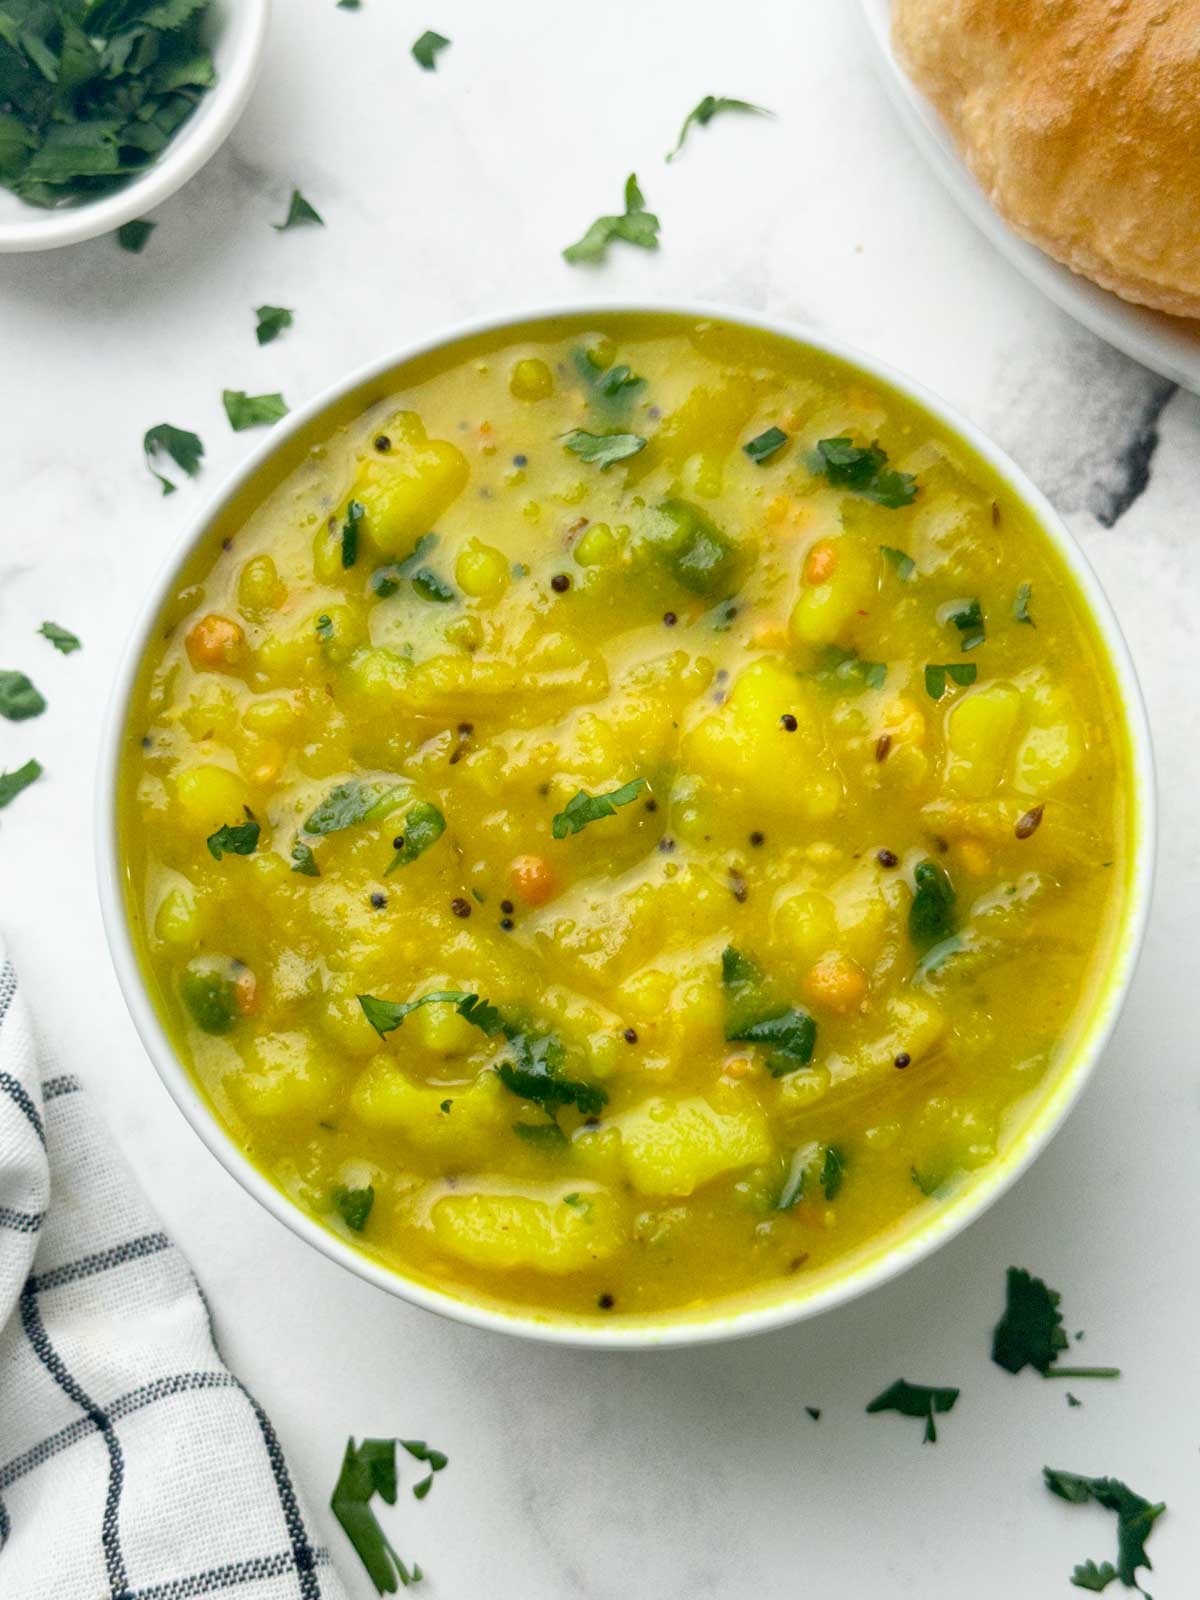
{"left": 94, "top": 300, "right": 1157, "bottom": 1350}
{"left": 0, "top": 0, "right": 271, "bottom": 253}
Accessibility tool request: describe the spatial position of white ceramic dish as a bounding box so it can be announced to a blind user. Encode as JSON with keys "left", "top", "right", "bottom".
{"left": 0, "top": 0, "right": 270, "bottom": 253}
{"left": 95, "top": 302, "right": 1156, "bottom": 1350}
{"left": 857, "top": 0, "right": 1200, "bottom": 394}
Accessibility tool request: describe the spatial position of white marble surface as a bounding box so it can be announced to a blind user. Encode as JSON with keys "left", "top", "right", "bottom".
{"left": 2, "top": 2, "right": 1198, "bottom": 1594}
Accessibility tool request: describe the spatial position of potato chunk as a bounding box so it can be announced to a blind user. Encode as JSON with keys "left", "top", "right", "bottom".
{"left": 350, "top": 412, "right": 469, "bottom": 555}
{"left": 682, "top": 658, "right": 842, "bottom": 819}
{"left": 944, "top": 683, "right": 1021, "bottom": 798}
{"left": 789, "top": 537, "right": 874, "bottom": 649}
{"left": 351, "top": 1062, "right": 505, "bottom": 1160}
{"left": 618, "top": 1096, "right": 772, "bottom": 1196}
{"left": 430, "top": 1188, "right": 624, "bottom": 1272}
{"left": 228, "top": 1032, "right": 337, "bottom": 1121}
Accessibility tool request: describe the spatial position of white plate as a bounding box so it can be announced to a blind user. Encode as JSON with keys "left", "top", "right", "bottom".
{"left": 0, "top": 0, "right": 270, "bottom": 253}
{"left": 857, "top": 0, "right": 1200, "bottom": 392}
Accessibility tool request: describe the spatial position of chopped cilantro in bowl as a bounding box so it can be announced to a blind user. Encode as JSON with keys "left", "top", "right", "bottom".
{"left": 0, "top": 0, "right": 269, "bottom": 251}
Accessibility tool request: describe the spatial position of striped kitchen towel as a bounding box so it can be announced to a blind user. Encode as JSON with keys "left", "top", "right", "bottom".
{"left": 0, "top": 949, "right": 348, "bottom": 1600}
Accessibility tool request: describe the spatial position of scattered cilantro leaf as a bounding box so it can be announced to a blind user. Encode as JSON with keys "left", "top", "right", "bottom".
{"left": 552, "top": 778, "right": 647, "bottom": 837}
{"left": 38, "top": 622, "right": 80, "bottom": 655}
{"left": 995, "top": 1271, "right": 1123, "bottom": 1380}
{"left": 411, "top": 568, "right": 455, "bottom": 603}
{"left": 1071, "top": 1560, "right": 1117, "bottom": 1592}
{"left": 370, "top": 534, "right": 438, "bottom": 597}
{"left": 945, "top": 597, "right": 986, "bottom": 651}
{"left": 386, "top": 802, "right": 445, "bottom": 870}
{"left": 513, "top": 1120, "right": 569, "bottom": 1148}
{"left": 305, "top": 781, "right": 407, "bottom": 835}
{"left": 401, "top": 1441, "right": 448, "bottom": 1472}
{"left": 594, "top": 363, "right": 643, "bottom": 397}
{"left": 334, "top": 1185, "right": 374, "bottom": 1232}
{"left": 866, "top": 1379, "right": 959, "bottom": 1443}
{"left": 563, "top": 172, "right": 660, "bottom": 264}
{"left": 223, "top": 390, "right": 289, "bottom": 431}
{"left": 820, "top": 1145, "right": 846, "bottom": 1201}
{"left": 341, "top": 499, "right": 364, "bottom": 568}
{"left": 924, "top": 661, "right": 977, "bottom": 700}
{"left": 815, "top": 437, "right": 918, "bottom": 508}
{"left": 1044, "top": 1469, "right": 1165, "bottom": 1591}
{"left": 562, "top": 429, "right": 647, "bottom": 469}
{"left": 412, "top": 1475, "right": 433, "bottom": 1501}
{"left": 358, "top": 990, "right": 506, "bottom": 1041}
{"left": 743, "top": 426, "right": 788, "bottom": 464}
{"left": 727, "top": 1008, "right": 817, "bottom": 1075}
{"left": 338, "top": 0, "right": 362, "bottom": 8}
{"left": 274, "top": 189, "right": 323, "bottom": 230}
{"left": 144, "top": 423, "right": 204, "bottom": 495}
{"left": 1014, "top": 582, "right": 1035, "bottom": 625}
{"left": 805, "top": 1407, "right": 821, "bottom": 1421}
{"left": 0, "top": 671, "right": 46, "bottom": 721}
{"left": 909, "top": 859, "right": 956, "bottom": 951}
{"left": 255, "top": 304, "right": 294, "bottom": 346}
{"left": 206, "top": 819, "right": 259, "bottom": 860}
{"left": 812, "top": 645, "right": 887, "bottom": 694}
{"left": 331, "top": 1437, "right": 422, "bottom": 1592}
{"left": 667, "top": 95, "right": 774, "bottom": 160}
{"left": 496, "top": 1052, "right": 606, "bottom": 1119}
{"left": 290, "top": 840, "right": 320, "bottom": 877}
{"left": 412, "top": 30, "right": 450, "bottom": 69}
{"left": 0, "top": 759, "right": 41, "bottom": 810}
{"left": 881, "top": 545, "right": 917, "bottom": 580}
{"left": 315, "top": 613, "right": 334, "bottom": 642}
{"left": 118, "top": 220, "right": 155, "bottom": 252}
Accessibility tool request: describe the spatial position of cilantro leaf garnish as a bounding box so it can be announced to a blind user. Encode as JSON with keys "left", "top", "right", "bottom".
{"left": 866, "top": 1379, "right": 959, "bottom": 1443}
{"left": 924, "top": 662, "right": 977, "bottom": 700}
{"left": 1044, "top": 1469, "right": 1165, "bottom": 1591}
{"left": 331, "top": 1437, "right": 423, "bottom": 1591}
{"left": 144, "top": 423, "right": 204, "bottom": 495}
{"left": 552, "top": 778, "right": 647, "bottom": 838}
{"left": 812, "top": 646, "right": 887, "bottom": 693}
{"left": 412, "top": 30, "right": 450, "bottom": 70}
{"left": 1014, "top": 581, "right": 1035, "bottom": 625}
{"left": 118, "top": 220, "right": 155, "bottom": 253}
{"left": 223, "top": 390, "right": 289, "bottom": 431}
{"left": 370, "top": 534, "right": 439, "bottom": 597}
{"left": 0, "top": 2, "right": 215, "bottom": 208}
{"left": 881, "top": 545, "right": 917, "bottom": 580}
{"left": 0, "top": 672, "right": 46, "bottom": 722}
{"left": 255, "top": 304, "right": 294, "bottom": 346}
{"left": 38, "top": 622, "right": 80, "bottom": 654}
{"left": 563, "top": 173, "right": 660, "bottom": 264}
{"left": 909, "top": 859, "right": 956, "bottom": 951}
{"left": 357, "top": 990, "right": 506, "bottom": 1041}
{"left": 401, "top": 1440, "right": 448, "bottom": 1471}
{"left": 274, "top": 189, "right": 323, "bottom": 230}
{"left": 722, "top": 944, "right": 817, "bottom": 1076}
{"left": 341, "top": 500, "right": 364, "bottom": 568}
{"left": 0, "top": 759, "right": 41, "bottom": 810}
{"left": 334, "top": 1185, "right": 374, "bottom": 1232}
{"left": 594, "top": 363, "right": 643, "bottom": 397}
{"left": 820, "top": 1145, "right": 846, "bottom": 1201}
{"left": 993, "top": 1267, "right": 1121, "bottom": 1380}
{"left": 562, "top": 430, "right": 647, "bottom": 469}
{"left": 305, "top": 781, "right": 406, "bottom": 835}
{"left": 743, "top": 426, "right": 788, "bottom": 464}
{"left": 290, "top": 840, "right": 320, "bottom": 877}
{"left": 206, "top": 819, "right": 259, "bottom": 860}
{"left": 1071, "top": 1560, "right": 1118, "bottom": 1592}
{"left": 411, "top": 568, "right": 455, "bottom": 603}
{"left": 513, "top": 1120, "right": 569, "bottom": 1148}
{"left": 666, "top": 95, "right": 774, "bottom": 161}
{"left": 944, "top": 597, "right": 985, "bottom": 651}
{"left": 315, "top": 613, "right": 334, "bottom": 642}
{"left": 496, "top": 1043, "right": 607, "bottom": 1119}
{"left": 386, "top": 802, "right": 445, "bottom": 870}
{"left": 815, "top": 437, "right": 918, "bottom": 508}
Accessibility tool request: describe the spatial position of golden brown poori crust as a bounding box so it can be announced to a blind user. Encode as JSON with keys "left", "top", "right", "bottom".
{"left": 893, "top": 0, "right": 1200, "bottom": 319}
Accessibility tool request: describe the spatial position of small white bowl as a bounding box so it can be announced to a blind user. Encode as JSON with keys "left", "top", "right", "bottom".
{"left": 95, "top": 304, "right": 1156, "bottom": 1350}
{"left": 0, "top": 0, "right": 270, "bottom": 253}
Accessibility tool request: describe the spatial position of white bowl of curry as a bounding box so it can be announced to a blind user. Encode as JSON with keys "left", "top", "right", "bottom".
{"left": 96, "top": 306, "right": 1155, "bottom": 1347}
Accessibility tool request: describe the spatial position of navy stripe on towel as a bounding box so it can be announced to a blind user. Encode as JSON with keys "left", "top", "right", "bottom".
{"left": 0, "top": 1070, "right": 44, "bottom": 1147}
{"left": 27, "top": 1232, "right": 171, "bottom": 1295}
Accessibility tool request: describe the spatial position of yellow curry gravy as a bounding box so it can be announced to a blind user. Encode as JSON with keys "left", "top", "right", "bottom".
{"left": 119, "top": 314, "right": 1132, "bottom": 1321}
